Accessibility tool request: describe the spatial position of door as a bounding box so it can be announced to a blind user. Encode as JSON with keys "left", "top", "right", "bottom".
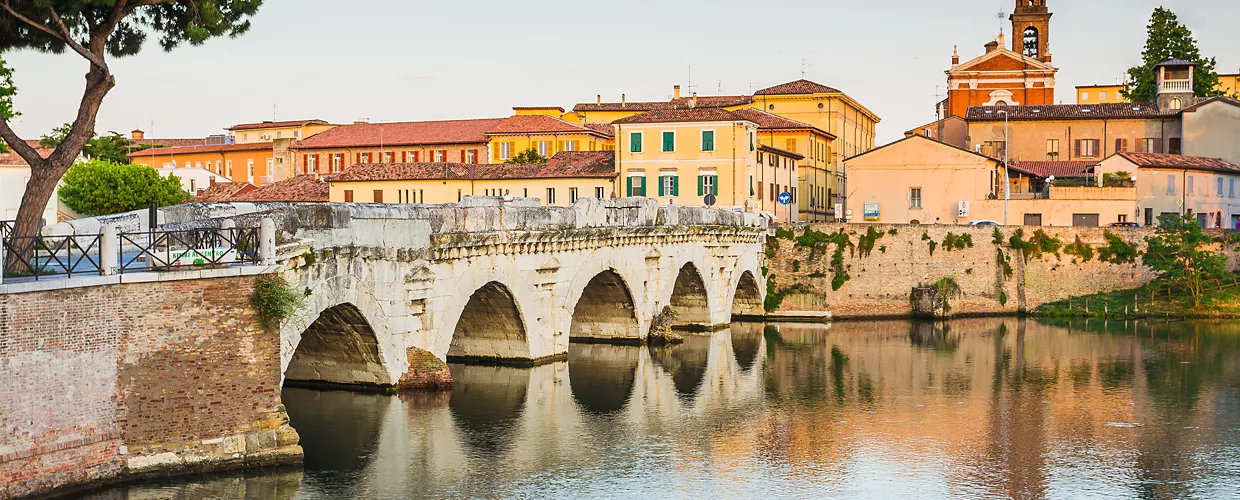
{"left": 1144, "top": 208, "right": 1153, "bottom": 227}
{"left": 1197, "top": 213, "right": 1208, "bottom": 228}
{"left": 1023, "top": 213, "right": 1043, "bottom": 226}
{"left": 1072, "top": 214, "right": 1100, "bottom": 227}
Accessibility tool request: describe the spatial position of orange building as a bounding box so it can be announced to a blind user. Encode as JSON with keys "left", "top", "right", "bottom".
{"left": 127, "top": 142, "right": 285, "bottom": 186}
{"left": 942, "top": 0, "right": 1058, "bottom": 118}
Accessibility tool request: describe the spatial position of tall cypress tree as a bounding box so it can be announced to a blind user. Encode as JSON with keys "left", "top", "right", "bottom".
{"left": 1122, "top": 7, "right": 1220, "bottom": 104}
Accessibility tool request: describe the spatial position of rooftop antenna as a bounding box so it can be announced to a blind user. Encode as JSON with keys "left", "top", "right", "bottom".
{"left": 996, "top": 9, "right": 1006, "bottom": 38}
{"left": 717, "top": 80, "right": 722, "bottom": 95}
{"left": 686, "top": 65, "right": 698, "bottom": 96}
{"left": 801, "top": 59, "right": 807, "bottom": 79}
{"left": 272, "top": 103, "right": 277, "bottom": 122}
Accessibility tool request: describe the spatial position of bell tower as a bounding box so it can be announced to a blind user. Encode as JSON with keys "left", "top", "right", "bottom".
{"left": 1010, "top": 0, "right": 1052, "bottom": 63}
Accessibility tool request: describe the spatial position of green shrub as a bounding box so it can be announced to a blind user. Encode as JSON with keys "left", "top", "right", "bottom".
{"left": 251, "top": 274, "right": 306, "bottom": 328}
{"left": 1098, "top": 231, "right": 1139, "bottom": 265}
{"left": 792, "top": 260, "right": 801, "bottom": 272}
{"left": 858, "top": 226, "right": 885, "bottom": 258}
{"left": 774, "top": 227, "right": 796, "bottom": 240}
{"left": 1063, "top": 235, "right": 1095, "bottom": 263}
{"left": 942, "top": 232, "right": 974, "bottom": 252}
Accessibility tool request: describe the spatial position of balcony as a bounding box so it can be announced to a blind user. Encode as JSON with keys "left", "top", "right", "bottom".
{"left": 1160, "top": 79, "right": 1191, "bottom": 93}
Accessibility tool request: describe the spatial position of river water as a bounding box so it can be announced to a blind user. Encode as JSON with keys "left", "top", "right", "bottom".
{"left": 86, "top": 319, "right": 1240, "bottom": 499}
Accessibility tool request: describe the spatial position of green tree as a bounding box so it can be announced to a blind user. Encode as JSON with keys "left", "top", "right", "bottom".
{"left": 505, "top": 147, "right": 548, "bottom": 164}
{"left": 1143, "top": 214, "right": 1228, "bottom": 307}
{"left": 38, "top": 122, "right": 71, "bottom": 149}
{"left": 0, "top": 54, "right": 16, "bottom": 153}
{"left": 0, "top": 1, "right": 261, "bottom": 245}
{"left": 58, "top": 159, "right": 189, "bottom": 216}
{"left": 41, "top": 123, "right": 137, "bottom": 163}
{"left": 1122, "top": 7, "right": 1221, "bottom": 104}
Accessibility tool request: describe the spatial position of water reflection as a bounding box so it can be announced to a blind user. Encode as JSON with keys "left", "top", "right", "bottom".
{"left": 88, "top": 318, "right": 1240, "bottom": 499}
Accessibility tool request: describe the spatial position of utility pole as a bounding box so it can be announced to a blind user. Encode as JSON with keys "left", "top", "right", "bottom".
{"left": 998, "top": 109, "right": 1011, "bottom": 225}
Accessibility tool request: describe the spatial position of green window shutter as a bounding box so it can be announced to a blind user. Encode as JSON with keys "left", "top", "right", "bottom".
{"left": 631, "top": 133, "right": 642, "bottom": 153}
{"left": 639, "top": 176, "right": 647, "bottom": 197}
{"left": 672, "top": 175, "right": 680, "bottom": 196}
{"left": 663, "top": 132, "right": 674, "bottom": 152}
{"left": 697, "top": 175, "right": 704, "bottom": 196}
{"left": 658, "top": 176, "right": 665, "bottom": 196}
{"left": 626, "top": 176, "right": 633, "bottom": 197}
{"left": 711, "top": 176, "right": 719, "bottom": 195}
{"left": 750, "top": 175, "right": 755, "bottom": 196}
{"left": 702, "top": 131, "right": 714, "bottom": 151}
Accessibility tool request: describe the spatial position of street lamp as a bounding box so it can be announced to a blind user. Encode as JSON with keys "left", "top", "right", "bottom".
{"left": 997, "top": 109, "right": 1011, "bottom": 225}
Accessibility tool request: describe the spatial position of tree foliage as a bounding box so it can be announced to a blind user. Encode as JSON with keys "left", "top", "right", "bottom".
{"left": 1123, "top": 7, "right": 1221, "bottom": 104}
{"left": 58, "top": 159, "right": 188, "bottom": 216}
{"left": 40, "top": 123, "right": 141, "bottom": 163}
{"left": 1143, "top": 214, "right": 1228, "bottom": 307}
{"left": 505, "top": 147, "right": 548, "bottom": 164}
{"left": 0, "top": 54, "right": 15, "bottom": 153}
{"left": 0, "top": 0, "right": 262, "bottom": 243}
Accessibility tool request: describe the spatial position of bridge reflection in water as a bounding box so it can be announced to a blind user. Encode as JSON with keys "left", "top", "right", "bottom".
{"left": 89, "top": 319, "right": 1240, "bottom": 499}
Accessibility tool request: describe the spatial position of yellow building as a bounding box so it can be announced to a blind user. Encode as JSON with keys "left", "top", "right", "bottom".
{"left": 486, "top": 112, "right": 614, "bottom": 162}
{"left": 1076, "top": 85, "right": 1127, "bottom": 104}
{"left": 846, "top": 134, "right": 1136, "bottom": 226}
{"left": 751, "top": 80, "right": 881, "bottom": 172}
{"left": 732, "top": 108, "right": 838, "bottom": 221}
{"left": 326, "top": 151, "right": 617, "bottom": 206}
{"left": 227, "top": 119, "right": 336, "bottom": 144}
{"left": 1220, "top": 72, "right": 1240, "bottom": 97}
{"left": 612, "top": 108, "right": 789, "bottom": 219}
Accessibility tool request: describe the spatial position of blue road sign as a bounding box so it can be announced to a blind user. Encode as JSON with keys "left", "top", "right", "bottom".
{"left": 778, "top": 192, "right": 792, "bottom": 205}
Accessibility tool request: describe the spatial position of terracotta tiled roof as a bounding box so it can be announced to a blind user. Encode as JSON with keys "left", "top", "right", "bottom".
{"left": 1154, "top": 59, "right": 1196, "bottom": 68}
{"left": 131, "top": 138, "right": 208, "bottom": 148}
{"left": 582, "top": 122, "right": 615, "bottom": 137}
{"left": 189, "top": 182, "right": 257, "bottom": 202}
{"left": 1116, "top": 152, "right": 1240, "bottom": 173}
{"left": 512, "top": 106, "right": 565, "bottom": 113}
{"left": 758, "top": 144, "right": 805, "bottom": 160}
{"left": 572, "top": 95, "right": 749, "bottom": 113}
{"left": 291, "top": 118, "right": 504, "bottom": 149}
{"left": 228, "top": 119, "right": 330, "bottom": 131}
{"left": 487, "top": 115, "right": 603, "bottom": 135}
{"left": 232, "top": 174, "right": 329, "bottom": 202}
{"left": 330, "top": 151, "right": 615, "bottom": 182}
{"left": 729, "top": 108, "right": 836, "bottom": 138}
{"left": 127, "top": 142, "right": 273, "bottom": 157}
{"left": 754, "top": 79, "right": 841, "bottom": 96}
{"left": 1007, "top": 161, "right": 1096, "bottom": 178}
{"left": 612, "top": 108, "right": 749, "bottom": 124}
{"left": 966, "top": 103, "right": 1176, "bottom": 121}
{"left": 0, "top": 145, "right": 53, "bottom": 166}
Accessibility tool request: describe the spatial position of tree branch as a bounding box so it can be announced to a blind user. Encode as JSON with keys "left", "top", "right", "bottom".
{"left": 1, "top": 1, "right": 65, "bottom": 41}
{"left": 0, "top": 116, "right": 44, "bottom": 167}
{"left": 48, "top": 6, "right": 109, "bottom": 71}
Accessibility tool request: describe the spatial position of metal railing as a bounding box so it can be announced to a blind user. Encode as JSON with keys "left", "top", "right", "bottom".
{"left": 0, "top": 220, "right": 13, "bottom": 239}
{"left": 2, "top": 226, "right": 261, "bottom": 281}
{"left": 1, "top": 234, "right": 102, "bottom": 280}
{"left": 118, "top": 227, "right": 260, "bottom": 273}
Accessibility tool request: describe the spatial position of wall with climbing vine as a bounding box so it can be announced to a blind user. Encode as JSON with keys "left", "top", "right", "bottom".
{"left": 763, "top": 224, "right": 1240, "bottom": 319}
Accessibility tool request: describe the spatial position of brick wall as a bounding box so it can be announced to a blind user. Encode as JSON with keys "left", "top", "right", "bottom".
{"left": 0, "top": 276, "right": 300, "bottom": 498}
{"left": 767, "top": 224, "right": 1240, "bottom": 319}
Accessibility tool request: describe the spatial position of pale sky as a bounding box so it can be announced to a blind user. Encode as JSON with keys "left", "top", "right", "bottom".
{"left": 4, "top": 0, "right": 1238, "bottom": 145}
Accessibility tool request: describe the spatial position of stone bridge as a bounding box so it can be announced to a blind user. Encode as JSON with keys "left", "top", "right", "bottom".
{"left": 169, "top": 197, "right": 768, "bottom": 391}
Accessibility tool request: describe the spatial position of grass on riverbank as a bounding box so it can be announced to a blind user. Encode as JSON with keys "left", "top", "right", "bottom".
{"left": 1034, "top": 275, "right": 1240, "bottom": 319}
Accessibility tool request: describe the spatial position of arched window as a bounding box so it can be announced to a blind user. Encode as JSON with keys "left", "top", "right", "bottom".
{"left": 1170, "top": 97, "right": 1183, "bottom": 111}
{"left": 1023, "top": 27, "right": 1040, "bottom": 58}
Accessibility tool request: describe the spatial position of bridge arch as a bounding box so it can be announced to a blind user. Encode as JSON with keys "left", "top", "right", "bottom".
{"left": 730, "top": 270, "right": 764, "bottom": 319}
{"left": 445, "top": 281, "right": 534, "bottom": 363}
{"left": 567, "top": 268, "right": 642, "bottom": 343}
{"left": 668, "top": 261, "right": 712, "bottom": 329}
{"left": 284, "top": 302, "right": 395, "bottom": 388}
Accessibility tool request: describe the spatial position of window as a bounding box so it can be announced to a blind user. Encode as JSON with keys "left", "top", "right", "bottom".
{"left": 247, "top": 159, "right": 254, "bottom": 181}
{"left": 225, "top": 160, "right": 232, "bottom": 178}
{"left": 697, "top": 174, "right": 717, "bottom": 196}
{"left": 500, "top": 142, "right": 512, "bottom": 160}
{"left": 1170, "top": 97, "right": 1182, "bottom": 111}
{"left": 466, "top": 150, "right": 476, "bottom": 164}
{"left": 595, "top": 187, "right": 605, "bottom": 199}
{"left": 1075, "top": 139, "right": 1099, "bottom": 158}
{"left": 382, "top": 152, "right": 393, "bottom": 163}
{"left": 266, "top": 158, "right": 274, "bottom": 176}
{"left": 658, "top": 173, "right": 679, "bottom": 196}
{"left": 630, "top": 132, "right": 643, "bottom": 153}
{"left": 1140, "top": 138, "right": 1160, "bottom": 153}
{"left": 662, "top": 131, "right": 675, "bottom": 152}
{"left": 570, "top": 187, "right": 579, "bottom": 203}
{"left": 332, "top": 154, "right": 342, "bottom": 171}
{"left": 1167, "top": 175, "right": 1176, "bottom": 194}
{"left": 344, "top": 190, "right": 354, "bottom": 202}
{"left": 749, "top": 132, "right": 755, "bottom": 151}
{"left": 537, "top": 141, "right": 549, "bottom": 157}
{"left": 910, "top": 187, "right": 922, "bottom": 209}
{"left": 294, "top": 131, "right": 301, "bottom": 139}
{"left": 1169, "top": 138, "right": 1182, "bottom": 155}
{"left": 1081, "top": 91, "right": 1090, "bottom": 101}
{"left": 373, "top": 190, "right": 384, "bottom": 203}
{"left": 433, "top": 150, "right": 445, "bottom": 162}
{"left": 1115, "top": 138, "right": 1128, "bottom": 153}
{"left": 360, "top": 152, "right": 371, "bottom": 164}
{"left": 701, "top": 130, "right": 715, "bottom": 152}
{"left": 1218, "top": 177, "right": 1225, "bottom": 196}
{"left": 1188, "top": 175, "right": 1195, "bottom": 195}
{"left": 243, "top": 133, "right": 249, "bottom": 141}
{"left": 626, "top": 174, "right": 646, "bottom": 196}
{"left": 546, "top": 188, "right": 555, "bottom": 204}
{"left": 195, "top": 161, "right": 202, "bottom": 169}
{"left": 1231, "top": 179, "right": 1236, "bottom": 198}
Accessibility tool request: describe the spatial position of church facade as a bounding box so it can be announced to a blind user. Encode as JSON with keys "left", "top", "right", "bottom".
{"left": 941, "top": 0, "right": 1059, "bottom": 119}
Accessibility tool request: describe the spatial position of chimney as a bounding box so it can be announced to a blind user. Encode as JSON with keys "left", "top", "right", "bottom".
{"left": 209, "top": 177, "right": 217, "bottom": 187}
{"left": 353, "top": 120, "right": 369, "bottom": 125}
{"left": 131, "top": 129, "right": 145, "bottom": 140}
{"left": 1044, "top": 52, "right": 1052, "bottom": 63}
{"left": 621, "top": 94, "right": 626, "bottom": 107}
{"left": 596, "top": 94, "right": 601, "bottom": 105}
{"left": 690, "top": 92, "right": 697, "bottom": 108}
{"left": 951, "top": 45, "right": 959, "bottom": 65}
{"left": 997, "top": 33, "right": 1005, "bottom": 50}
{"left": 674, "top": 85, "right": 682, "bottom": 99}
{"left": 984, "top": 40, "right": 999, "bottom": 54}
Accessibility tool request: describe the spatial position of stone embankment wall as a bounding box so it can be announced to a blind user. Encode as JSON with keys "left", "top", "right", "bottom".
{"left": 0, "top": 276, "right": 301, "bottom": 499}
{"left": 767, "top": 224, "right": 1240, "bottom": 320}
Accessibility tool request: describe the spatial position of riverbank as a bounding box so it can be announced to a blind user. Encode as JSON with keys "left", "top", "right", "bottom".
{"left": 1032, "top": 278, "right": 1240, "bottom": 319}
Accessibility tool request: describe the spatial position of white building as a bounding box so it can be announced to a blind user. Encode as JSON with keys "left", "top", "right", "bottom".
{"left": 1, "top": 145, "right": 60, "bottom": 225}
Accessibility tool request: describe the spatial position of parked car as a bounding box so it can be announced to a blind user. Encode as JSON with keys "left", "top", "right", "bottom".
{"left": 1109, "top": 222, "right": 1140, "bottom": 228}
{"left": 968, "top": 220, "right": 1002, "bottom": 226}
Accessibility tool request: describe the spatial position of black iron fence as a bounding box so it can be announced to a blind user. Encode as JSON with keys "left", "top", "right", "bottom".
{"left": 2, "top": 226, "right": 261, "bottom": 281}
{"left": 0, "top": 220, "right": 13, "bottom": 239}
